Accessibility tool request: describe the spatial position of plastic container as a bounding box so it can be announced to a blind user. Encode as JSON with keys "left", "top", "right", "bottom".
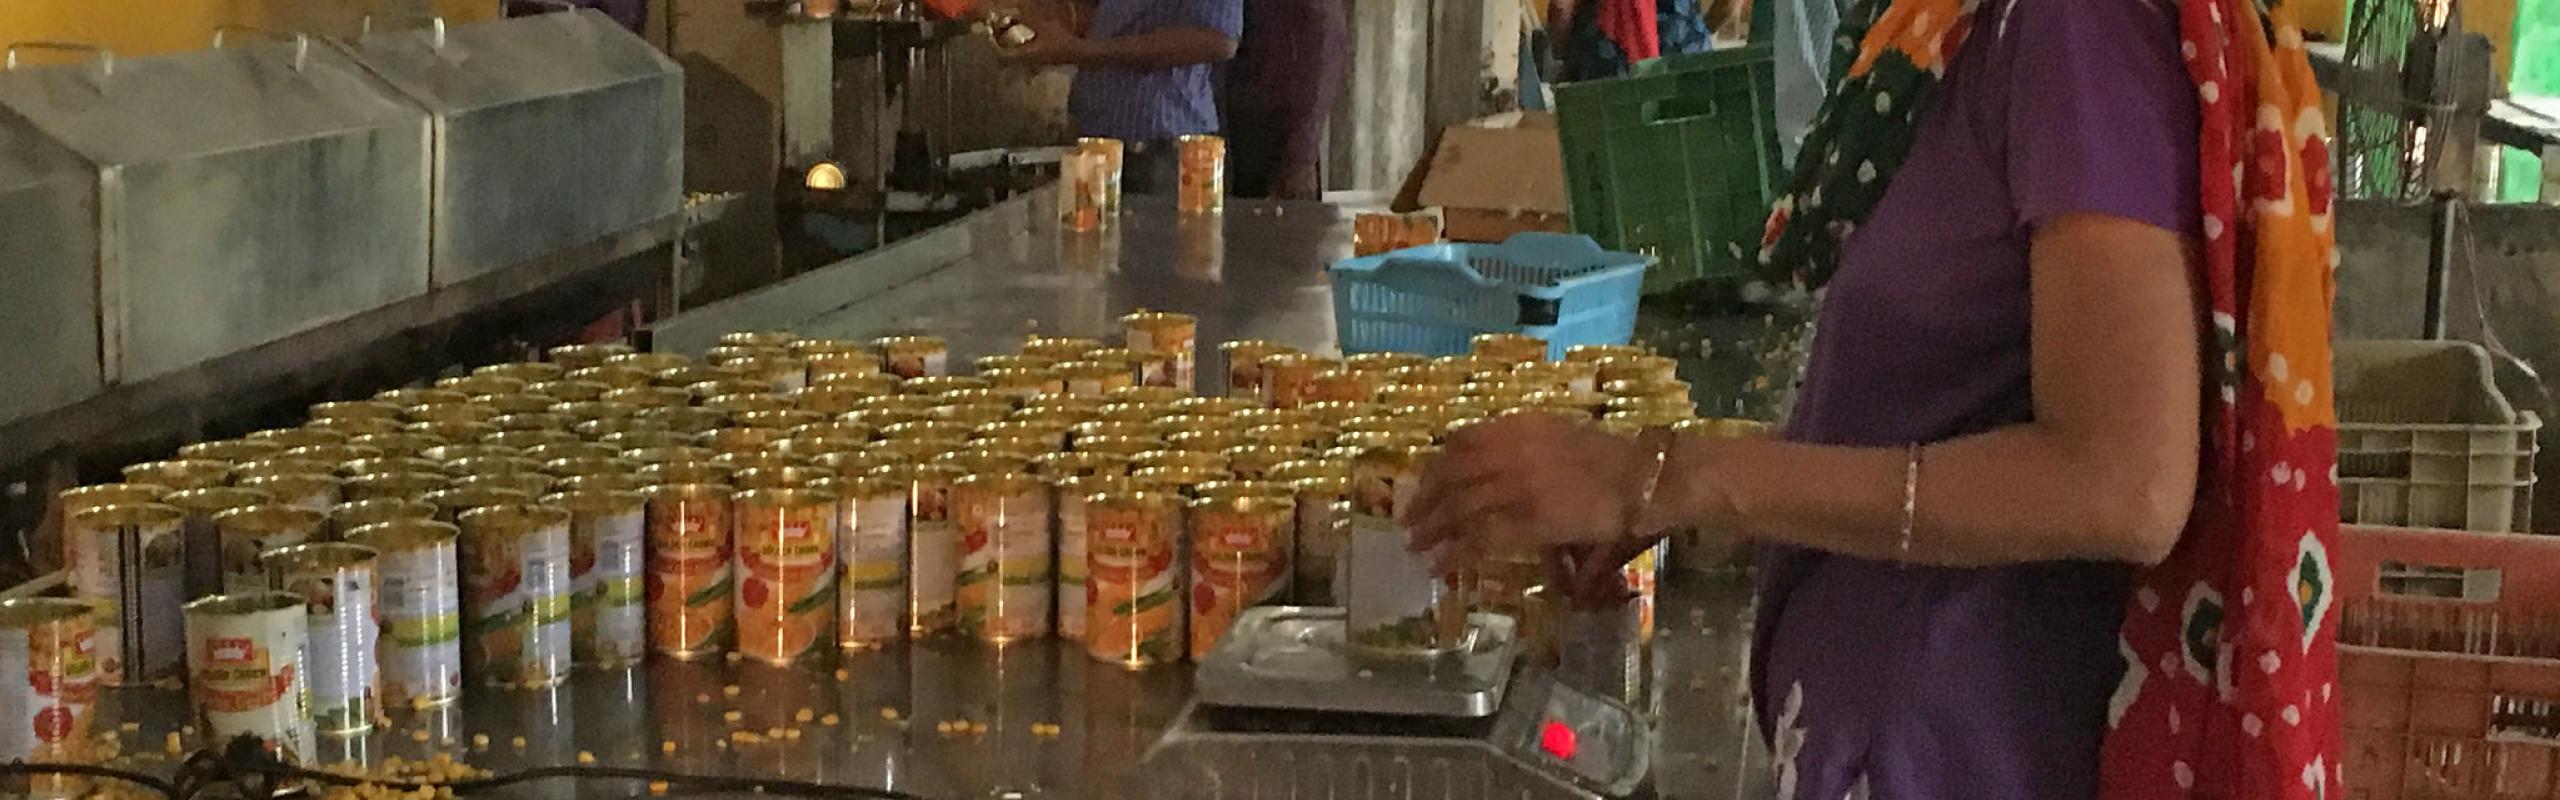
{"left": 2339, "top": 523, "right": 2560, "bottom": 798}
{"left": 1327, "top": 233, "right": 1650, "bottom": 360}
{"left": 2334, "top": 340, "right": 2540, "bottom": 533}
{"left": 1554, "top": 45, "right": 1782, "bottom": 291}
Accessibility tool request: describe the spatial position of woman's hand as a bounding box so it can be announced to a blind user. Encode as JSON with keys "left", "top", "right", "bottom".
{"left": 1400, "top": 415, "right": 1662, "bottom": 570}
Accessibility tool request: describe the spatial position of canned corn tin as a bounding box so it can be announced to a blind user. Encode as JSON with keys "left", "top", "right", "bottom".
{"left": 454, "top": 504, "right": 574, "bottom": 688}
{"left": 1274, "top": 466, "right": 1351, "bottom": 605}
{"left": 1188, "top": 491, "right": 1292, "bottom": 661}
{"left": 733, "top": 488, "right": 840, "bottom": 663}
{"left": 874, "top": 336, "right": 948, "bottom": 379}
{"left": 329, "top": 498, "right": 435, "bottom": 539}
{"left": 1345, "top": 445, "right": 1464, "bottom": 659}
{"left": 1057, "top": 360, "right": 1134, "bottom": 397}
{"left": 644, "top": 484, "right": 735, "bottom": 659}
{"left": 1471, "top": 333, "right": 1550, "bottom": 363}
{"left": 213, "top": 505, "right": 326, "bottom": 594}
{"left": 837, "top": 474, "right": 910, "bottom": 648}
{"left": 1219, "top": 341, "right": 1293, "bottom": 398}
{"left": 1052, "top": 475, "right": 1131, "bottom": 643}
{"left": 547, "top": 490, "right": 647, "bottom": 667}
{"left": 904, "top": 463, "right": 965, "bottom": 635}
{"left": 0, "top": 598, "right": 97, "bottom": 800}
{"left": 166, "top": 487, "right": 271, "bottom": 609}
{"left": 1176, "top": 134, "right": 1225, "bottom": 213}
{"left": 235, "top": 473, "right": 341, "bottom": 513}
{"left": 183, "top": 591, "right": 314, "bottom": 763}
{"left": 1259, "top": 353, "right": 1326, "bottom": 409}
{"left": 261, "top": 543, "right": 378, "bottom": 733}
{"left": 1121, "top": 312, "right": 1198, "bottom": 390}
{"left": 951, "top": 473, "right": 1050, "bottom": 642}
{"left": 1085, "top": 491, "right": 1182, "bottom": 667}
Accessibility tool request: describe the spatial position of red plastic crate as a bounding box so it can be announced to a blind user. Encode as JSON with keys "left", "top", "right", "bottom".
{"left": 2341, "top": 524, "right": 2560, "bottom": 798}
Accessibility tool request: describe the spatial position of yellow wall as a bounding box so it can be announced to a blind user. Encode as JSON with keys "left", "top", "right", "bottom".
{"left": 0, "top": 0, "right": 500, "bottom": 60}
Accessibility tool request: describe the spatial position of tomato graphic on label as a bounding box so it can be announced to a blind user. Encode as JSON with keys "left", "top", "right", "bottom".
{"left": 31, "top": 669, "right": 53, "bottom": 696}
{"left": 34, "top": 706, "right": 73, "bottom": 743}
{"left": 646, "top": 573, "right": 664, "bottom": 603}
{"left": 1145, "top": 548, "right": 1174, "bottom": 577}
{"left": 741, "top": 578, "right": 770, "bottom": 609}
{"left": 961, "top": 526, "right": 988, "bottom": 553}
{"left": 1193, "top": 583, "right": 1216, "bottom": 611}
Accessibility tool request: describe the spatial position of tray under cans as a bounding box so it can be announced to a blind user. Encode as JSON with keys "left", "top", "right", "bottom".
{"left": 1193, "top": 606, "right": 1518, "bottom": 718}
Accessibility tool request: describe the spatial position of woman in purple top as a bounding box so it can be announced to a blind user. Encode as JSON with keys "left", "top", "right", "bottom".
{"left": 1406, "top": 0, "right": 2207, "bottom": 796}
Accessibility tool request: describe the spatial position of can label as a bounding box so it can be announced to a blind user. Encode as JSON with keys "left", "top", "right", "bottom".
{"left": 66, "top": 517, "right": 183, "bottom": 685}
{"left": 909, "top": 483, "right": 959, "bottom": 634}
{"left": 884, "top": 348, "right": 947, "bottom": 380}
{"left": 1345, "top": 466, "right": 1447, "bottom": 655}
{"left": 1177, "top": 136, "right": 1225, "bottom": 213}
{"left": 1086, "top": 504, "right": 1180, "bottom": 665}
{"left": 273, "top": 560, "right": 378, "bottom": 733}
{"left": 840, "top": 492, "right": 909, "bottom": 646}
{"left": 1189, "top": 506, "right": 1284, "bottom": 661}
{"left": 188, "top": 608, "right": 313, "bottom": 764}
{"left": 0, "top": 613, "right": 96, "bottom": 798}
{"left": 1126, "top": 325, "right": 1196, "bottom": 390}
{"left": 736, "top": 503, "right": 837, "bottom": 662}
{"left": 954, "top": 487, "right": 1052, "bottom": 641}
{"left": 646, "top": 496, "right": 733, "bottom": 656}
{"left": 1623, "top": 541, "right": 1661, "bottom": 643}
{"left": 570, "top": 507, "right": 647, "bottom": 666}
{"left": 1292, "top": 493, "right": 1345, "bottom": 605}
{"left": 1055, "top": 493, "right": 1090, "bottom": 641}
{"left": 375, "top": 542, "right": 462, "bottom": 707}
{"left": 463, "top": 523, "right": 572, "bottom": 687}
{"left": 1065, "top": 370, "right": 1134, "bottom": 397}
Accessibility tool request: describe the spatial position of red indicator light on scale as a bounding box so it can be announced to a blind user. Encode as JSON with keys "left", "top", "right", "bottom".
{"left": 1540, "top": 720, "right": 1577, "bottom": 760}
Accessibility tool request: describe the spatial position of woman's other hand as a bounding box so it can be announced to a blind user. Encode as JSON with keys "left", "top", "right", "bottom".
{"left": 1401, "top": 415, "right": 1660, "bottom": 569}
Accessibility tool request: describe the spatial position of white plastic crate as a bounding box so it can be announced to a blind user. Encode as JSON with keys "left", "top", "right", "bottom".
{"left": 2335, "top": 340, "right": 2541, "bottom": 533}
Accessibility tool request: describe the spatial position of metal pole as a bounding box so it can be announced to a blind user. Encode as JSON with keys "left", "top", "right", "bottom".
{"left": 2424, "top": 190, "right": 2458, "bottom": 339}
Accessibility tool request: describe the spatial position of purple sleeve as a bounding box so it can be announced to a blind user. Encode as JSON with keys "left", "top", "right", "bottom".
{"left": 2002, "top": 0, "right": 2199, "bottom": 236}
{"left": 1177, "top": 0, "right": 1244, "bottom": 38}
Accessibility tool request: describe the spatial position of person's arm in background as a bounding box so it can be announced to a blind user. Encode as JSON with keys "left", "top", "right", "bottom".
{"left": 1004, "top": 0, "right": 1239, "bottom": 69}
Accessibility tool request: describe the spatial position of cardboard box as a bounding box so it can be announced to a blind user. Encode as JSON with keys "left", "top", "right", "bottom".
{"left": 1394, "top": 112, "right": 1570, "bottom": 243}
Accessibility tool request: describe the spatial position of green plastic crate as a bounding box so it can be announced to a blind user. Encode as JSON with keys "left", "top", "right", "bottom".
{"left": 1556, "top": 45, "right": 1783, "bottom": 291}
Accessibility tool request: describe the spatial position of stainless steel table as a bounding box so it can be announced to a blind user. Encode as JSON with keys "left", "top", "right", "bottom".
{"left": 90, "top": 190, "right": 1770, "bottom": 799}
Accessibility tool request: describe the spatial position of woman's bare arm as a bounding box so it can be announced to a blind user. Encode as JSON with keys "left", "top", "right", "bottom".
{"left": 1656, "top": 213, "right": 2203, "bottom": 566}
{"left": 1406, "top": 214, "right": 2203, "bottom": 575}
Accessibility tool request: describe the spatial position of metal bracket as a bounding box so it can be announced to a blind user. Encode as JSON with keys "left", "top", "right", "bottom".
{"left": 359, "top": 15, "right": 450, "bottom": 50}
{"left": 210, "top": 26, "right": 311, "bottom": 73}
{"left": 3, "top": 42, "right": 115, "bottom": 80}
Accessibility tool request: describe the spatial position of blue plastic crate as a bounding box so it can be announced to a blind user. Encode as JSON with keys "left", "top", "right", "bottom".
{"left": 1327, "top": 233, "right": 1653, "bottom": 360}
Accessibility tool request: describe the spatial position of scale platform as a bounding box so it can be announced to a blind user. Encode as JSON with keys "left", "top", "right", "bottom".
{"left": 1142, "top": 607, "right": 1654, "bottom": 800}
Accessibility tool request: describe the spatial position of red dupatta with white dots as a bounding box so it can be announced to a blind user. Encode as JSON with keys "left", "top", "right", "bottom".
{"left": 1757, "top": 0, "right": 2344, "bottom": 796}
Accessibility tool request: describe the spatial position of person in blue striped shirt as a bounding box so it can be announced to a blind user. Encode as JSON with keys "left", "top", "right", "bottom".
{"left": 1004, "top": 0, "right": 1243, "bottom": 195}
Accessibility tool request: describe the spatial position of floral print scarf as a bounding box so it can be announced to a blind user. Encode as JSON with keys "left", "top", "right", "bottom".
{"left": 1756, "top": 0, "right": 2345, "bottom": 797}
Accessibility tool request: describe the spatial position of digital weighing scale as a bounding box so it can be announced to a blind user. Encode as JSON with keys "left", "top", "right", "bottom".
{"left": 1139, "top": 607, "right": 1656, "bottom": 800}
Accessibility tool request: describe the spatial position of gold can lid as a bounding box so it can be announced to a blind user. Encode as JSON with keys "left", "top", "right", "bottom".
{"left": 303, "top": 415, "right": 395, "bottom": 436}
{"left": 343, "top": 471, "right": 453, "bottom": 500}
{"left": 641, "top": 407, "right": 731, "bottom": 435}
{"left": 260, "top": 541, "right": 378, "bottom": 574}
{"left": 719, "top": 330, "right": 800, "bottom": 349}
{"left": 456, "top": 502, "right": 572, "bottom": 535}
{"left": 605, "top": 351, "right": 694, "bottom": 374}
{"left": 343, "top": 432, "right": 447, "bottom": 459}
{"left": 882, "top": 420, "right": 973, "bottom": 442}
{"left": 1219, "top": 339, "right": 1294, "bottom": 357}
{"left": 453, "top": 472, "right": 556, "bottom": 498}
{"left": 540, "top": 488, "right": 645, "bottom": 515}
{"left": 183, "top": 591, "right": 304, "bottom": 617}
{"left": 374, "top": 388, "right": 473, "bottom": 410}
{"left": 1104, "top": 385, "right": 1187, "bottom": 405}
{"left": 0, "top": 597, "right": 97, "bottom": 627}
{"left": 446, "top": 455, "right": 543, "bottom": 477}
{"left": 475, "top": 361, "right": 568, "bottom": 384}
{"left": 343, "top": 515, "right": 459, "bottom": 551}
{"left": 809, "top": 373, "right": 894, "bottom": 396}
{"left": 407, "top": 420, "right": 499, "bottom": 443}
{"left": 478, "top": 394, "right": 563, "bottom": 416}
{"left": 1593, "top": 355, "right": 1680, "bottom": 385}
{"left": 59, "top": 483, "right": 173, "bottom": 512}
{"left": 1120, "top": 310, "right": 1197, "bottom": 329}
{"left": 1238, "top": 424, "right": 1322, "bottom": 448}
{"left": 311, "top": 400, "right": 407, "bottom": 422}
{"left": 872, "top": 334, "right": 947, "bottom": 352}
{"left": 213, "top": 503, "right": 326, "bottom": 537}
{"left": 488, "top": 411, "right": 573, "bottom": 432}
{"left": 543, "top": 397, "right": 636, "bottom": 420}
{"left": 523, "top": 442, "right": 620, "bottom": 464}
{"left": 1087, "top": 488, "right": 1180, "bottom": 512}
{"left": 1166, "top": 430, "right": 1240, "bottom": 453}
{"left": 556, "top": 472, "right": 643, "bottom": 493}
{"left": 600, "top": 385, "right": 694, "bottom": 409}
{"left": 975, "top": 354, "right": 1058, "bottom": 372}
{"left": 653, "top": 365, "right": 731, "bottom": 391}
{"left": 621, "top": 446, "right": 718, "bottom": 468}
{"left": 539, "top": 455, "right": 637, "bottom": 479}
{"left": 544, "top": 341, "right": 636, "bottom": 370}
{"left": 436, "top": 374, "right": 530, "bottom": 399}
{"left": 1563, "top": 344, "right": 1650, "bottom": 363}
{"left": 934, "top": 449, "right": 1034, "bottom": 475}
{"left": 952, "top": 470, "right": 1044, "bottom": 494}
{"left": 644, "top": 482, "right": 734, "bottom": 504}
{"left": 237, "top": 471, "right": 342, "bottom": 498}
{"left": 568, "top": 365, "right": 657, "bottom": 390}
{"left": 422, "top": 486, "right": 534, "bottom": 516}
{"left": 482, "top": 430, "right": 581, "bottom": 453}
{"left": 1469, "top": 333, "right": 1550, "bottom": 362}
{"left": 1192, "top": 480, "right": 1292, "bottom": 502}
{"left": 69, "top": 501, "right": 184, "bottom": 528}
{"left": 901, "top": 376, "right": 988, "bottom": 396}
{"left": 792, "top": 385, "right": 872, "bottom": 415}
{"left": 573, "top": 416, "right": 665, "bottom": 442}
{"left": 1032, "top": 450, "right": 1130, "bottom": 480}
{"left": 163, "top": 486, "right": 273, "bottom": 514}
{"left": 601, "top": 430, "right": 695, "bottom": 453}
{"left": 789, "top": 337, "right": 868, "bottom": 358}
{"left": 701, "top": 393, "right": 793, "bottom": 417}
{"left": 177, "top": 438, "right": 288, "bottom": 464}
{"left": 121, "top": 459, "right": 233, "bottom": 491}
{"left": 1132, "top": 450, "right": 1228, "bottom": 473}
{"left": 1166, "top": 396, "right": 1252, "bottom": 417}
{"left": 1072, "top": 435, "right": 1162, "bottom": 458}
{"left": 732, "top": 466, "right": 830, "bottom": 491}
{"left": 1343, "top": 352, "right": 1427, "bottom": 373}
{"left": 283, "top": 444, "right": 388, "bottom": 468}
{"left": 330, "top": 498, "right": 436, "bottom": 531}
